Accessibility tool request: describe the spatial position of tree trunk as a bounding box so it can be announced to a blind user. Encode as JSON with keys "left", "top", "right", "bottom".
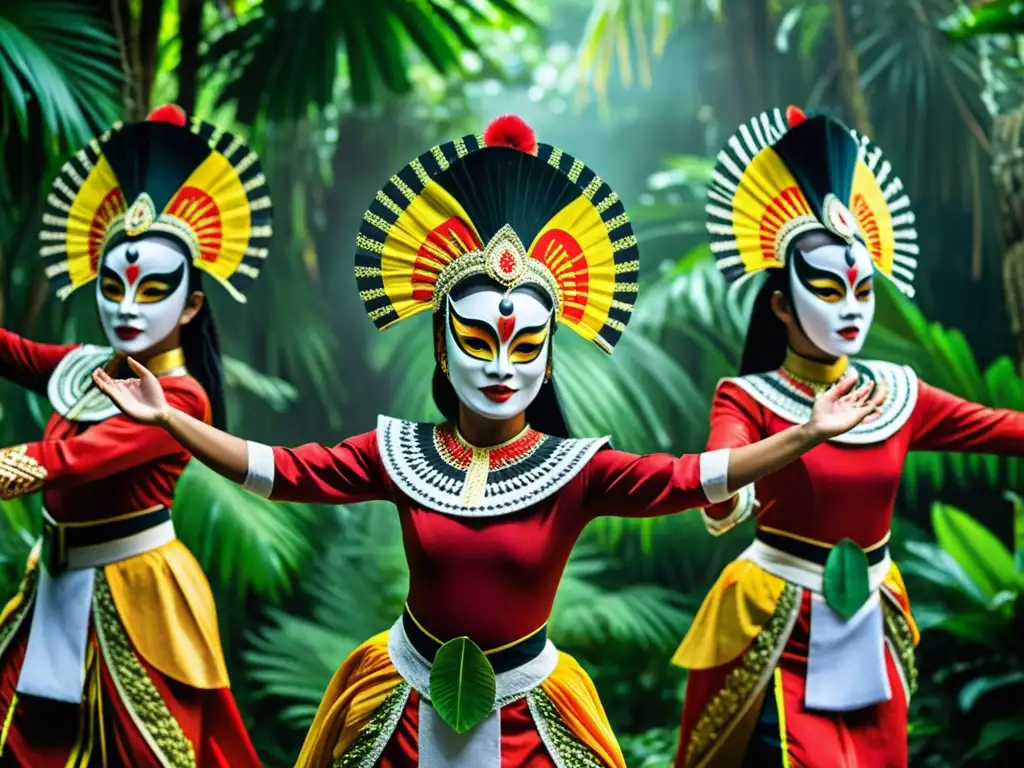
{"left": 991, "top": 110, "right": 1024, "bottom": 376}
{"left": 719, "top": 0, "right": 774, "bottom": 126}
{"left": 831, "top": 0, "right": 874, "bottom": 135}
{"left": 176, "top": 0, "right": 202, "bottom": 114}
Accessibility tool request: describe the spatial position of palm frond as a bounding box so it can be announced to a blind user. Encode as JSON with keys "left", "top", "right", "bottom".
{"left": 172, "top": 461, "right": 320, "bottom": 603}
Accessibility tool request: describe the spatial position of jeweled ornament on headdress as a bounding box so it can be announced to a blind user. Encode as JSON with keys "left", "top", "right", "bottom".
{"left": 39, "top": 103, "right": 273, "bottom": 303}
{"left": 354, "top": 114, "right": 640, "bottom": 353}
{"left": 706, "top": 104, "right": 919, "bottom": 296}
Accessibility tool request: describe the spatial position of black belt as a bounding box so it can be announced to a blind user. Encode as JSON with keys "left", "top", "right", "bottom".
{"left": 756, "top": 529, "right": 888, "bottom": 567}
{"left": 402, "top": 607, "right": 547, "bottom": 674}
{"left": 43, "top": 506, "right": 171, "bottom": 573}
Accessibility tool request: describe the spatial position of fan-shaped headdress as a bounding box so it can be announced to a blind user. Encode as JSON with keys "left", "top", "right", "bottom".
{"left": 39, "top": 104, "right": 272, "bottom": 303}
{"left": 354, "top": 115, "right": 639, "bottom": 352}
{"left": 706, "top": 105, "right": 919, "bottom": 296}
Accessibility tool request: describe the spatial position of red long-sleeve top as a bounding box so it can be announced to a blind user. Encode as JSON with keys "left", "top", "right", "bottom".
{"left": 264, "top": 434, "right": 711, "bottom": 649}
{"left": 705, "top": 374, "right": 1024, "bottom": 547}
{"left": 0, "top": 329, "right": 209, "bottom": 523}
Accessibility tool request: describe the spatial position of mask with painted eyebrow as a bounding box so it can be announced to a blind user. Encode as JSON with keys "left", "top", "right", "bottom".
{"left": 448, "top": 301, "right": 499, "bottom": 361}
{"left": 444, "top": 289, "right": 553, "bottom": 421}
{"left": 788, "top": 241, "right": 876, "bottom": 358}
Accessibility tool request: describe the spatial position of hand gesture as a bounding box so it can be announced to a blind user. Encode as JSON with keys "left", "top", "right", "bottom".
{"left": 808, "top": 375, "right": 878, "bottom": 440}
{"left": 92, "top": 357, "right": 171, "bottom": 426}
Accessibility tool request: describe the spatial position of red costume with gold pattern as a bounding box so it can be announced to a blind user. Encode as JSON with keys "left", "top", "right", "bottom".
{"left": 0, "top": 106, "right": 268, "bottom": 767}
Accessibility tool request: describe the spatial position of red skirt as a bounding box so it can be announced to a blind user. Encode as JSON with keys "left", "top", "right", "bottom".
{"left": 0, "top": 621, "right": 260, "bottom": 767}
{"left": 676, "top": 591, "right": 910, "bottom": 768}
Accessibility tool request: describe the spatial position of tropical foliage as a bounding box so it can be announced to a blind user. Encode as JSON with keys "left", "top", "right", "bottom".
{"left": 1, "top": 0, "right": 1023, "bottom": 764}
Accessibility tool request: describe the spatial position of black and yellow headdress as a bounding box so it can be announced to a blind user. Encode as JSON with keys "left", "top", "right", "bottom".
{"left": 706, "top": 106, "right": 919, "bottom": 296}
{"left": 39, "top": 104, "right": 272, "bottom": 303}
{"left": 354, "top": 115, "right": 639, "bottom": 353}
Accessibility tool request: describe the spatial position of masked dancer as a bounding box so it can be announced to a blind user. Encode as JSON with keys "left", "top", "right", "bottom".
{"left": 0, "top": 104, "right": 268, "bottom": 767}
{"left": 95, "top": 114, "right": 876, "bottom": 768}
{"left": 672, "top": 105, "right": 1024, "bottom": 768}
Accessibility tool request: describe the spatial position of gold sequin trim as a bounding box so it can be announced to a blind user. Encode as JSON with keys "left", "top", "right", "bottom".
{"left": 390, "top": 175, "right": 417, "bottom": 203}
{"left": 431, "top": 146, "right": 450, "bottom": 171}
{"left": 604, "top": 212, "right": 630, "bottom": 232}
{"left": 359, "top": 288, "right": 387, "bottom": 302}
{"left": 356, "top": 234, "right": 384, "bottom": 255}
{"left": 616, "top": 282, "right": 639, "bottom": 293}
{"left": 581, "top": 176, "right": 602, "bottom": 200}
{"left": 611, "top": 235, "right": 637, "bottom": 251}
{"left": 0, "top": 445, "right": 47, "bottom": 501}
{"left": 610, "top": 300, "right": 634, "bottom": 313}
{"left": 567, "top": 159, "right": 584, "bottom": 183}
{"left": 363, "top": 211, "right": 391, "bottom": 234}
{"left": 883, "top": 600, "right": 918, "bottom": 697}
{"left": 528, "top": 688, "right": 604, "bottom": 767}
{"left": 614, "top": 259, "right": 638, "bottom": 274}
{"left": 604, "top": 318, "right": 626, "bottom": 332}
{"left": 454, "top": 137, "right": 469, "bottom": 158}
{"left": 354, "top": 266, "right": 383, "bottom": 278}
{"left": 596, "top": 191, "right": 619, "bottom": 214}
{"left": 547, "top": 147, "right": 563, "bottom": 170}
{"left": 93, "top": 573, "right": 196, "bottom": 767}
{"left": 368, "top": 305, "right": 396, "bottom": 322}
{"left": 334, "top": 683, "right": 411, "bottom": 768}
{"left": 376, "top": 191, "right": 404, "bottom": 218}
{"left": 685, "top": 583, "right": 800, "bottom": 768}
{"left": 410, "top": 159, "right": 430, "bottom": 187}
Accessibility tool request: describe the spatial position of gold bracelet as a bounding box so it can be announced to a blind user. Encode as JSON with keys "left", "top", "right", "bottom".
{"left": 0, "top": 445, "right": 47, "bottom": 500}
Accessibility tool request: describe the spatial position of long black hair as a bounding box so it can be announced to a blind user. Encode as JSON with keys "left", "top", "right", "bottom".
{"left": 431, "top": 277, "right": 570, "bottom": 438}
{"left": 181, "top": 266, "right": 227, "bottom": 430}
{"left": 738, "top": 229, "right": 851, "bottom": 376}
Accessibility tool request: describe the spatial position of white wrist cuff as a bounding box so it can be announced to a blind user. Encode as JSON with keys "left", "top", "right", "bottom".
{"left": 701, "top": 484, "right": 757, "bottom": 536}
{"left": 242, "top": 441, "right": 275, "bottom": 499}
{"left": 699, "top": 448, "right": 732, "bottom": 504}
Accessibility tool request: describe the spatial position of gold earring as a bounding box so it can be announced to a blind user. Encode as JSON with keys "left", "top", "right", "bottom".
{"left": 439, "top": 348, "right": 449, "bottom": 376}
{"left": 544, "top": 360, "right": 552, "bottom": 383}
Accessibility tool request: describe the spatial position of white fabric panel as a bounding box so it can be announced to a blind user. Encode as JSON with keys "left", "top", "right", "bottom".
{"left": 242, "top": 440, "right": 275, "bottom": 499}
{"left": 419, "top": 702, "right": 501, "bottom": 768}
{"left": 739, "top": 538, "right": 891, "bottom": 593}
{"left": 805, "top": 592, "right": 891, "bottom": 711}
{"left": 65, "top": 520, "right": 175, "bottom": 569}
{"left": 17, "top": 564, "right": 95, "bottom": 703}
{"left": 698, "top": 448, "right": 732, "bottom": 504}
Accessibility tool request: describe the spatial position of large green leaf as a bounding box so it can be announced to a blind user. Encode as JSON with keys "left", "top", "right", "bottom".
{"left": 931, "top": 503, "right": 1019, "bottom": 600}
{"left": 429, "top": 636, "right": 496, "bottom": 734}
{"left": 822, "top": 539, "right": 871, "bottom": 620}
{"left": 959, "top": 670, "right": 1024, "bottom": 713}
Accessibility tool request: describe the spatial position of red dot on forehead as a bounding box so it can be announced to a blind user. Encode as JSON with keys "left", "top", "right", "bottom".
{"left": 847, "top": 266, "right": 859, "bottom": 287}
{"left": 498, "top": 314, "right": 516, "bottom": 342}
{"left": 125, "top": 264, "right": 141, "bottom": 286}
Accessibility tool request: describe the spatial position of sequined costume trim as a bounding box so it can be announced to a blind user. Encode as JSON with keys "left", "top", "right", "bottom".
{"left": 92, "top": 572, "right": 196, "bottom": 768}
{"left": 0, "top": 567, "right": 36, "bottom": 660}
{"left": 685, "top": 583, "right": 801, "bottom": 768}
{"left": 527, "top": 688, "right": 605, "bottom": 768}
{"left": 726, "top": 360, "right": 918, "bottom": 445}
{"left": 377, "top": 416, "right": 609, "bottom": 517}
{"left": 0, "top": 445, "right": 48, "bottom": 501}
{"left": 333, "top": 683, "right": 411, "bottom": 768}
{"left": 882, "top": 596, "right": 918, "bottom": 701}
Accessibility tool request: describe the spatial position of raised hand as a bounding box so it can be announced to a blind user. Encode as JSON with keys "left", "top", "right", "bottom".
{"left": 92, "top": 357, "right": 171, "bottom": 426}
{"left": 808, "top": 375, "right": 878, "bottom": 439}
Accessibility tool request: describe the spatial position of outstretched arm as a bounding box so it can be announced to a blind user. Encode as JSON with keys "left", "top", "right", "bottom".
{"left": 92, "top": 359, "right": 389, "bottom": 505}
{"left": 586, "top": 377, "right": 876, "bottom": 519}
{"left": 0, "top": 328, "right": 77, "bottom": 394}
{"left": 911, "top": 380, "right": 1024, "bottom": 454}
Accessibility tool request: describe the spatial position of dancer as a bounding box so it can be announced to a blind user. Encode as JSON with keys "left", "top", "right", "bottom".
{"left": 95, "top": 114, "right": 876, "bottom": 768}
{"left": 672, "top": 105, "right": 1024, "bottom": 768}
{"left": 0, "top": 104, "right": 268, "bottom": 767}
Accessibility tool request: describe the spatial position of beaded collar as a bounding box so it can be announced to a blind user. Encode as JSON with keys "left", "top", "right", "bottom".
{"left": 377, "top": 415, "right": 609, "bottom": 517}
{"left": 726, "top": 350, "right": 919, "bottom": 445}
{"left": 48, "top": 345, "right": 187, "bottom": 423}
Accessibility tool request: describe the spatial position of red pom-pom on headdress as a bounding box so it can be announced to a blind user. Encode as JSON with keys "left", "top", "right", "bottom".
{"left": 484, "top": 114, "right": 538, "bottom": 156}
{"left": 785, "top": 105, "right": 806, "bottom": 128}
{"left": 146, "top": 104, "right": 187, "bottom": 127}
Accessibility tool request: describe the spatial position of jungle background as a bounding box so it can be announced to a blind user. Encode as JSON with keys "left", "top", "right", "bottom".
{"left": 2, "top": 0, "right": 1024, "bottom": 765}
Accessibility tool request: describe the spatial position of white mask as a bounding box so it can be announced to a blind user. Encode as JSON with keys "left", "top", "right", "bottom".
{"left": 96, "top": 237, "right": 190, "bottom": 355}
{"left": 445, "top": 287, "right": 553, "bottom": 422}
{"left": 790, "top": 240, "right": 875, "bottom": 357}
